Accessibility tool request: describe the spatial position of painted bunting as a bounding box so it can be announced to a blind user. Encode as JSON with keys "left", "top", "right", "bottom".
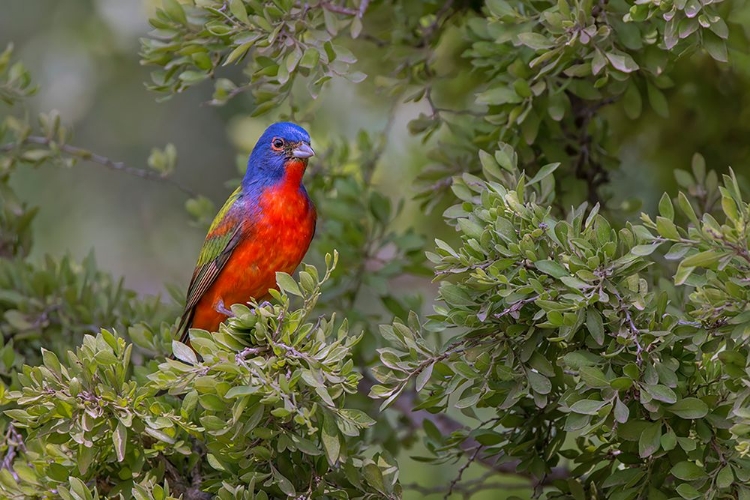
{"left": 177, "top": 122, "right": 316, "bottom": 342}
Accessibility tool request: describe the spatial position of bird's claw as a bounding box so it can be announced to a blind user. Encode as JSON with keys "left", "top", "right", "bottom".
{"left": 215, "top": 298, "right": 235, "bottom": 317}
{"left": 253, "top": 300, "right": 273, "bottom": 315}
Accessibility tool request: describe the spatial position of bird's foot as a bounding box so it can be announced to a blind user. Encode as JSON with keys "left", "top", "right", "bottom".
{"left": 214, "top": 298, "right": 235, "bottom": 317}
{"left": 253, "top": 300, "right": 273, "bottom": 315}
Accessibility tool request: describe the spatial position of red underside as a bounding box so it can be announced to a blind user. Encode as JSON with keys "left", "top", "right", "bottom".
{"left": 191, "top": 161, "right": 315, "bottom": 332}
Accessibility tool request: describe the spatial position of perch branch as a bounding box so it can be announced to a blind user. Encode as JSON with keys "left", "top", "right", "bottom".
{"left": 0, "top": 136, "right": 197, "bottom": 197}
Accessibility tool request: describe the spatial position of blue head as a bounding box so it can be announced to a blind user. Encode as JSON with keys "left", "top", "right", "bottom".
{"left": 244, "top": 122, "right": 314, "bottom": 187}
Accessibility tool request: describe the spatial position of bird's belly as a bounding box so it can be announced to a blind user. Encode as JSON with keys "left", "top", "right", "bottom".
{"left": 218, "top": 221, "right": 314, "bottom": 301}
{"left": 191, "top": 194, "right": 315, "bottom": 331}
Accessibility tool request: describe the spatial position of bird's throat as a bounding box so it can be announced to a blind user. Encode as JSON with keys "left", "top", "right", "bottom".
{"left": 282, "top": 159, "right": 307, "bottom": 188}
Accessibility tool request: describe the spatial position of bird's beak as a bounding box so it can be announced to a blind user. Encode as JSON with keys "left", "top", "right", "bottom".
{"left": 292, "top": 143, "right": 315, "bottom": 159}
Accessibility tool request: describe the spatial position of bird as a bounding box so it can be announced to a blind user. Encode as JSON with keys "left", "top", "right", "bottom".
{"left": 177, "top": 122, "right": 317, "bottom": 343}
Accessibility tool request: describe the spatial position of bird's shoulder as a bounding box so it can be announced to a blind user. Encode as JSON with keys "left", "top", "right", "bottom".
{"left": 196, "top": 187, "right": 249, "bottom": 266}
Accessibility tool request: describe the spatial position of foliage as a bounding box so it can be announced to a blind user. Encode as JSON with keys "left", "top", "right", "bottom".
{"left": 373, "top": 146, "right": 750, "bottom": 498}
{"left": 2, "top": 0, "right": 750, "bottom": 499}
{"left": 2, "top": 253, "right": 397, "bottom": 499}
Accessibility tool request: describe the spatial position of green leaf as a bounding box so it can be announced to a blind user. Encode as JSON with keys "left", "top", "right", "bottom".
{"left": 586, "top": 308, "right": 605, "bottom": 345}
{"left": 643, "top": 384, "right": 677, "bottom": 404}
{"left": 528, "top": 371, "right": 552, "bottom": 394}
{"left": 661, "top": 428, "right": 677, "bottom": 451}
{"left": 476, "top": 87, "right": 522, "bottom": 105}
{"left": 299, "top": 47, "right": 320, "bottom": 69}
{"left": 606, "top": 52, "right": 639, "bottom": 73}
{"left": 638, "top": 422, "right": 662, "bottom": 458}
{"left": 440, "top": 283, "right": 475, "bottom": 307}
{"left": 225, "top": 385, "right": 259, "bottom": 398}
{"left": 623, "top": 81, "right": 642, "bottom": 119}
{"left": 534, "top": 260, "right": 568, "bottom": 278}
{"left": 527, "top": 163, "right": 559, "bottom": 186}
{"left": 668, "top": 398, "right": 708, "bottom": 419}
{"left": 681, "top": 250, "right": 722, "bottom": 268}
{"left": 487, "top": 0, "right": 515, "bottom": 18}
{"left": 272, "top": 467, "right": 296, "bottom": 497}
{"left": 172, "top": 341, "right": 197, "bottom": 364}
{"left": 678, "top": 192, "right": 699, "bottom": 226}
{"left": 656, "top": 216, "right": 680, "bottom": 240}
{"left": 416, "top": 362, "right": 434, "bottom": 392}
{"left": 716, "top": 466, "right": 734, "bottom": 488}
{"left": 614, "top": 398, "right": 629, "bottom": 423}
{"left": 676, "top": 483, "right": 701, "bottom": 500}
{"left": 363, "top": 463, "right": 386, "bottom": 494}
{"left": 570, "top": 399, "right": 607, "bottom": 415}
{"left": 458, "top": 218, "right": 484, "bottom": 239}
{"left": 162, "top": 0, "right": 187, "bottom": 25}
{"left": 580, "top": 366, "right": 609, "bottom": 389}
{"left": 704, "top": 31, "right": 728, "bottom": 62}
{"left": 647, "top": 83, "right": 669, "bottom": 118}
{"left": 479, "top": 149, "right": 504, "bottom": 179}
{"left": 671, "top": 461, "right": 707, "bottom": 481}
{"left": 113, "top": 422, "right": 127, "bottom": 462}
{"left": 631, "top": 244, "right": 662, "bottom": 256}
{"left": 322, "top": 412, "right": 341, "bottom": 465}
{"left": 224, "top": 42, "right": 253, "bottom": 66}
{"left": 517, "top": 32, "right": 555, "bottom": 50}
{"left": 276, "top": 272, "right": 302, "bottom": 296}
{"left": 674, "top": 263, "right": 696, "bottom": 286}
{"left": 229, "top": 0, "right": 249, "bottom": 24}
{"left": 658, "top": 193, "right": 674, "bottom": 220}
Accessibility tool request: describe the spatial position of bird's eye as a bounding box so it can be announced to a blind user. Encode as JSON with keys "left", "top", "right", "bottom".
{"left": 272, "top": 138, "right": 284, "bottom": 150}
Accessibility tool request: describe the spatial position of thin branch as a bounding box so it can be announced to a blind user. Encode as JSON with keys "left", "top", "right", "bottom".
{"left": 425, "top": 85, "right": 484, "bottom": 119}
{"left": 612, "top": 288, "right": 644, "bottom": 365}
{"left": 359, "top": 374, "right": 569, "bottom": 487}
{"left": 0, "top": 424, "right": 25, "bottom": 480}
{"left": 0, "top": 136, "right": 197, "bottom": 197}
{"left": 320, "top": 2, "right": 358, "bottom": 17}
{"left": 235, "top": 346, "right": 269, "bottom": 363}
{"left": 420, "top": 0, "right": 456, "bottom": 45}
{"left": 358, "top": 0, "right": 370, "bottom": 18}
{"left": 404, "top": 471, "right": 529, "bottom": 497}
{"left": 445, "top": 445, "right": 482, "bottom": 499}
{"left": 342, "top": 100, "right": 400, "bottom": 311}
{"left": 493, "top": 295, "right": 539, "bottom": 320}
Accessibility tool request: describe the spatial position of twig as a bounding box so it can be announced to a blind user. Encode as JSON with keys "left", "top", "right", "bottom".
{"left": 404, "top": 471, "right": 529, "bottom": 497}
{"left": 358, "top": 0, "right": 370, "bottom": 18}
{"left": 0, "top": 424, "right": 25, "bottom": 480}
{"left": 0, "top": 136, "right": 197, "bottom": 197}
{"left": 445, "top": 445, "right": 482, "bottom": 499}
{"left": 565, "top": 94, "right": 617, "bottom": 206}
{"left": 425, "top": 85, "right": 484, "bottom": 119}
{"left": 359, "top": 374, "right": 569, "bottom": 487}
{"left": 493, "top": 295, "right": 539, "bottom": 319}
{"left": 235, "top": 346, "right": 269, "bottom": 364}
{"left": 611, "top": 288, "right": 644, "bottom": 365}
{"left": 342, "top": 100, "right": 400, "bottom": 311}
{"left": 420, "top": 0, "right": 456, "bottom": 45}
{"left": 320, "top": 1, "right": 358, "bottom": 16}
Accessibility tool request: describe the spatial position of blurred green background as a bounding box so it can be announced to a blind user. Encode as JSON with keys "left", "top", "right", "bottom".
{"left": 4, "top": 1, "right": 750, "bottom": 498}
{"left": 2, "top": 0, "right": 427, "bottom": 296}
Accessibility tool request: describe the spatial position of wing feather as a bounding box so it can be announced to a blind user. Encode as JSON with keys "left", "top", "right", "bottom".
{"left": 177, "top": 187, "right": 246, "bottom": 342}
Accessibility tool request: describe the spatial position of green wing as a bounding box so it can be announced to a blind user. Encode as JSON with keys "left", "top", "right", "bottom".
{"left": 178, "top": 187, "right": 244, "bottom": 340}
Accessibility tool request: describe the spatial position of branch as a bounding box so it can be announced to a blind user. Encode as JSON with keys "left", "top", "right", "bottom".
{"left": 0, "top": 424, "right": 25, "bottom": 480}
{"left": 0, "top": 136, "right": 197, "bottom": 197}
{"left": 565, "top": 94, "right": 617, "bottom": 206}
{"left": 404, "top": 469, "right": 530, "bottom": 497}
{"left": 419, "top": 0, "right": 456, "bottom": 47}
{"left": 359, "top": 375, "right": 569, "bottom": 487}
{"left": 320, "top": 1, "right": 366, "bottom": 17}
